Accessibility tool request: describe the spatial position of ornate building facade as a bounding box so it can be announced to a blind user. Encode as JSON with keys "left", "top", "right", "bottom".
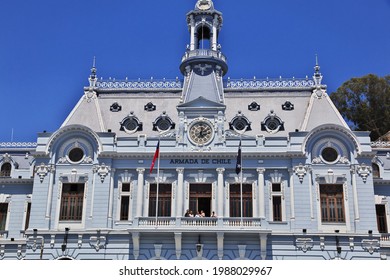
{"left": 0, "top": 0, "right": 389, "bottom": 260}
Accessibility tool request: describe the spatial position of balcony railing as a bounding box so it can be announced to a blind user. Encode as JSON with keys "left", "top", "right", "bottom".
{"left": 181, "top": 49, "right": 227, "bottom": 63}
{"left": 134, "top": 217, "right": 262, "bottom": 229}
{"left": 380, "top": 234, "right": 390, "bottom": 243}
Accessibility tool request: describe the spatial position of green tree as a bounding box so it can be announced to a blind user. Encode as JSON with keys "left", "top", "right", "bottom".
{"left": 330, "top": 74, "right": 390, "bottom": 141}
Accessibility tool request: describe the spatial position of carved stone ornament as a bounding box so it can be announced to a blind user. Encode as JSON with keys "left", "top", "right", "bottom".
{"left": 35, "top": 163, "right": 54, "bottom": 183}
{"left": 361, "top": 239, "right": 380, "bottom": 255}
{"left": 89, "top": 235, "right": 106, "bottom": 252}
{"left": 294, "top": 164, "right": 307, "bottom": 183}
{"left": 295, "top": 238, "right": 314, "bottom": 253}
{"left": 357, "top": 164, "right": 372, "bottom": 183}
{"left": 94, "top": 163, "right": 110, "bottom": 183}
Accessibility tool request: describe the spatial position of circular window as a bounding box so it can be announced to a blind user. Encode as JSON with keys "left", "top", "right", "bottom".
{"left": 232, "top": 118, "right": 248, "bottom": 131}
{"left": 156, "top": 118, "right": 172, "bottom": 131}
{"left": 124, "top": 119, "right": 139, "bottom": 132}
{"left": 68, "top": 148, "right": 84, "bottom": 163}
{"left": 265, "top": 119, "right": 280, "bottom": 131}
{"left": 321, "top": 147, "right": 338, "bottom": 163}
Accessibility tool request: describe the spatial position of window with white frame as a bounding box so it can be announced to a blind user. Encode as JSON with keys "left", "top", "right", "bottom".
{"left": 320, "top": 185, "right": 345, "bottom": 223}
{"left": 0, "top": 203, "right": 8, "bottom": 231}
{"left": 59, "top": 184, "right": 85, "bottom": 221}
{"left": 148, "top": 184, "right": 172, "bottom": 217}
{"left": 229, "top": 184, "right": 253, "bottom": 218}
{"left": 271, "top": 183, "right": 282, "bottom": 222}
{"left": 120, "top": 183, "right": 131, "bottom": 221}
{"left": 24, "top": 202, "right": 32, "bottom": 231}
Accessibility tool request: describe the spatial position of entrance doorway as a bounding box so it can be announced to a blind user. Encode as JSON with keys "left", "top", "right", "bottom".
{"left": 189, "top": 184, "right": 212, "bottom": 217}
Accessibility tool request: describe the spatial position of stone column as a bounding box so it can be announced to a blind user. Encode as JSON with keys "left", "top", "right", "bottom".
{"left": 257, "top": 168, "right": 266, "bottom": 219}
{"left": 212, "top": 16, "right": 218, "bottom": 51}
{"left": 136, "top": 168, "right": 145, "bottom": 217}
{"left": 190, "top": 16, "right": 195, "bottom": 51}
{"left": 176, "top": 168, "right": 184, "bottom": 217}
{"left": 216, "top": 168, "right": 225, "bottom": 218}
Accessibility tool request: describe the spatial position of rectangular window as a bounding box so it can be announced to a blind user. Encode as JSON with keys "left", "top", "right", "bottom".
{"left": 271, "top": 183, "right": 283, "bottom": 222}
{"left": 272, "top": 196, "right": 282, "bottom": 221}
{"left": 59, "top": 184, "right": 84, "bottom": 221}
{"left": 149, "top": 184, "right": 172, "bottom": 217}
{"left": 25, "top": 202, "right": 32, "bottom": 230}
{"left": 320, "top": 185, "right": 345, "bottom": 223}
{"left": 120, "top": 183, "right": 131, "bottom": 221}
{"left": 376, "top": 205, "right": 388, "bottom": 233}
{"left": 0, "top": 203, "right": 8, "bottom": 231}
{"left": 229, "top": 184, "right": 253, "bottom": 218}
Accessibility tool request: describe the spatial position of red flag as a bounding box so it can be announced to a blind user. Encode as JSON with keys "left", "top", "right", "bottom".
{"left": 150, "top": 141, "right": 160, "bottom": 173}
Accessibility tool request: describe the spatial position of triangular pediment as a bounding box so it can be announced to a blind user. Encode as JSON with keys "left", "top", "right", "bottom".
{"left": 177, "top": 96, "right": 226, "bottom": 110}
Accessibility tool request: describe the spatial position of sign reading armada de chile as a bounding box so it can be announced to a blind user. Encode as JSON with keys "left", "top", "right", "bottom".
{"left": 169, "top": 158, "right": 233, "bottom": 165}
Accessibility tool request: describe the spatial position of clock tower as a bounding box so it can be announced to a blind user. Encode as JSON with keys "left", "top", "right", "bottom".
{"left": 179, "top": 0, "right": 227, "bottom": 104}
{"left": 177, "top": 0, "right": 227, "bottom": 148}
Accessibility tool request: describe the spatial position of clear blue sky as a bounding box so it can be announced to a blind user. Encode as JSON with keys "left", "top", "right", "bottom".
{"left": 0, "top": 0, "right": 389, "bottom": 142}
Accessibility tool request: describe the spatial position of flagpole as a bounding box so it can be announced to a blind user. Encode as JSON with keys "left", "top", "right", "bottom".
{"left": 233, "top": 125, "right": 247, "bottom": 227}
{"left": 240, "top": 134, "right": 243, "bottom": 227}
{"left": 155, "top": 134, "right": 161, "bottom": 227}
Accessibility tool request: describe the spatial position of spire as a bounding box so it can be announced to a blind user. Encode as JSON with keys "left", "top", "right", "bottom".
{"left": 313, "top": 54, "right": 323, "bottom": 86}
{"left": 89, "top": 56, "right": 97, "bottom": 87}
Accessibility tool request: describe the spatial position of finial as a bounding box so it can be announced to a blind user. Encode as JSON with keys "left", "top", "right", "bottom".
{"left": 90, "top": 56, "right": 97, "bottom": 79}
{"left": 89, "top": 56, "right": 97, "bottom": 87}
{"left": 313, "top": 54, "right": 323, "bottom": 88}
{"left": 314, "top": 54, "right": 321, "bottom": 76}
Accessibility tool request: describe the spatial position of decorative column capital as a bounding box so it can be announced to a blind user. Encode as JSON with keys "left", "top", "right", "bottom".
{"left": 136, "top": 168, "right": 145, "bottom": 175}
{"left": 216, "top": 168, "right": 225, "bottom": 174}
{"left": 176, "top": 168, "right": 184, "bottom": 174}
{"left": 257, "top": 168, "right": 265, "bottom": 174}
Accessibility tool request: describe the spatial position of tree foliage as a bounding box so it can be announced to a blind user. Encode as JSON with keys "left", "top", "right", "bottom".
{"left": 330, "top": 74, "right": 390, "bottom": 140}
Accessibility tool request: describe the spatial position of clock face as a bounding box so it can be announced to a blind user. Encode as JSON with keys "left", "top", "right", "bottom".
{"left": 189, "top": 121, "right": 214, "bottom": 145}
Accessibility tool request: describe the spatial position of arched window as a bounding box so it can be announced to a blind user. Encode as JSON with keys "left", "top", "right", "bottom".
{"left": 372, "top": 163, "right": 380, "bottom": 179}
{"left": 0, "top": 162, "right": 11, "bottom": 177}
{"left": 197, "top": 25, "right": 211, "bottom": 49}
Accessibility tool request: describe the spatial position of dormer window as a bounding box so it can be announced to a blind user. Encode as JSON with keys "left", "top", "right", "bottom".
{"left": 110, "top": 102, "right": 122, "bottom": 112}
{"left": 248, "top": 101, "right": 260, "bottom": 111}
{"left": 120, "top": 112, "right": 143, "bottom": 134}
{"left": 0, "top": 162, "right": 11, "bottom": 177}
{"left": 282, "top": 101, "right": 294, "bottom": 111}
{"left": 229, "top": 111, "right": 252, "bottom": 132}
{"left": 261, "top": 110, "right": 285, "bottom": 134}
{"left": 372, "top": 163, "right": 380, "bottom": 179}
{"left": 144, "top": 102, "right": 156, "bottom": 112}
{"left": 153, "top": 112, "right": 175, "bottom": 132}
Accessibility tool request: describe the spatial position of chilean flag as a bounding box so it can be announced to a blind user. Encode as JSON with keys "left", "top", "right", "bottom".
{"left": 150, "top": 140, "right": 160, "bottom": 174}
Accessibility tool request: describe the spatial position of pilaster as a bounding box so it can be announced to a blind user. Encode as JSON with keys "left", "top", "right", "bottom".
{"left": 136, "top": 168, "right": 145, "bottom": 217}
{"left": 216, "top": 168, "right": 225, "bottom": 217}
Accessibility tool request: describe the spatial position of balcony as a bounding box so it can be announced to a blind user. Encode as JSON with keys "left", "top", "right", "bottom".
{"left": 133, "top": 217, "right": 262, "bottom": 232}
{"left": 180, "top": 49, "right": 228, "bottom": 75}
